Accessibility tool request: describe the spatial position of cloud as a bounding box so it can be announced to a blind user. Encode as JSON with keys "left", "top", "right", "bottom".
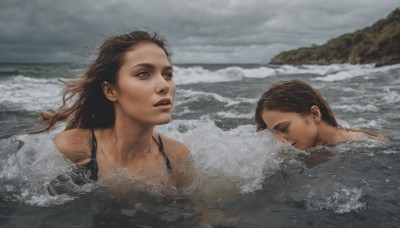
{"left": 0, "top": 0, "right": 398, "bottom": 63}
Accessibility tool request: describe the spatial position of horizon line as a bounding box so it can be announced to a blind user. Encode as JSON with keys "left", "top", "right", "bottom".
{"left": 0, "top": 61, "right": 267, "bottom": 65}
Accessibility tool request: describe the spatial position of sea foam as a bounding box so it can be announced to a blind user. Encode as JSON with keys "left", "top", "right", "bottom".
{"left": 0, "top": 75, "right": 62, "bottom": 111}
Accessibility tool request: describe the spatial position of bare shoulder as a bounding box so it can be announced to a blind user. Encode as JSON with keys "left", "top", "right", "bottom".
{"left": 350, "top": 128, "right": 390, "bottom": 141}
{"left": 53, "top": 128, "right": 92, "bottom": 164}
{"left": 157, "top": 133, "right": 197, "bottom": 191}
{"left": 157, "top": 133, "right": 191, "bottom": 162}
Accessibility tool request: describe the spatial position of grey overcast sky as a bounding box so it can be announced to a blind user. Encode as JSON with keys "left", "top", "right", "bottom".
{"left": 0, "top": 0, "right": 398, "bottom": 64}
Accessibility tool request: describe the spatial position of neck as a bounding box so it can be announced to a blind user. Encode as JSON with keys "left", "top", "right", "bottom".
{"left": 104, "top": 114, "right": 156, "bottom": 165}
{"left": 315, "top": 122, "right": 344, "bottom": 146}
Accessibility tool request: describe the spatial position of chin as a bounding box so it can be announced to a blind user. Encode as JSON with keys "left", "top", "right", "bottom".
{"left": 157, "top": 120, "right": 171, "bottom": 125}
{"left": 156, "top": 116, "right": 172, "bottom": 125}
{"left": 295, "top": 144, "right": 308, "bottom": 150}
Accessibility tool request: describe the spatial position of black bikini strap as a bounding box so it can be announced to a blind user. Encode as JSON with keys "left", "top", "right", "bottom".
{"left": 87, "top": 128, "right": 99, "bottom": 181}
{"left": 90, "top": 128, "right": 97, "bottom": 160}
{"left": 153, "top": 134, "right": 173, "bottom": 170}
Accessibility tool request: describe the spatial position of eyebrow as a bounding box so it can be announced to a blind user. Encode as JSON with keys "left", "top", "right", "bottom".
{"left": 131, "top": 63, "right": 173, "bottom": 71}
{"left": 272, "top": 121, "right": 289, "bottom": 131}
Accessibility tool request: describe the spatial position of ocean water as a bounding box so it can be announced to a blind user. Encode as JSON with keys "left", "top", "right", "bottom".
{"left": 0, "top": 62, "right": 399, "bottom": 227}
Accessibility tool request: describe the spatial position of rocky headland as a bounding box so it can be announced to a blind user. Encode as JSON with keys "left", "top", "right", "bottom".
{"left": 270, "top": 8, "right": 400, "bottom": 67}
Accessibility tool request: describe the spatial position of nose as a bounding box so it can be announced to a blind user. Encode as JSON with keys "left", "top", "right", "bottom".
{"left": 155, "top": 75, "right": 170, "bottom": 94}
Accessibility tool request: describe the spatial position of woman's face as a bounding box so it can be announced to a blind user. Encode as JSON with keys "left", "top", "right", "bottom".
{"left": 110, "top": 41, "right": 176, "bottom": 126}
{"left": 261, "top": 108, "right": 318, "bottom": 149}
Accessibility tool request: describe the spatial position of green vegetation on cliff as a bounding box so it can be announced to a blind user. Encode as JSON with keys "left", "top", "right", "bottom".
{"left": 270, "top": 8, "right": 400, "bottom": 67}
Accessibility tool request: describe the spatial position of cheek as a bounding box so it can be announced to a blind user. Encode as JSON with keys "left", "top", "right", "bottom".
{"left": 300, "top": 121, "right": 318, "bottom": 144}
{"left": 170, "top": 83, "right": 176, "bottom": 96}
{"left": 290, "top": 119, "right": 316, "bottom": 139}
{"left": 117, "top": 84, "right": 149, "bottom": 109}
{"left": 119, "top": 82, "right": 146, "bottom": 97}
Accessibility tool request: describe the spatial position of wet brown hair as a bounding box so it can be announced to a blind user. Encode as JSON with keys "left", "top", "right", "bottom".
{"left": 33, "top": 31, "right": 171, "bottom": 133}
{"left": 255, "top": 80, "right": 338, "bottom": 131}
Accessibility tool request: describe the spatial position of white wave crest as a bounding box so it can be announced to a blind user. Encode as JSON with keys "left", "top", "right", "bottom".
{"left": 215, "top": 111, "right": 253, "bottom": 119}
{"left": 173, "top": 66, "right": 276, "bottom": 85}
{"left": 306, "top": 185, "right": 366, "bottom": 214}
{"left": 156, "top": 119, "right": 280, "bottom": 194}
{"left": 175, "top": 89, "right": 256, "bottom": 107}
{"left": 0, "top": 133, "right": 93, "bottom": 206}
{"left": 0, "top": 75, "right": 63, "bottom": 111}
{"left": 332, "top": 104, "right": 380, "bottom": 113}
{"left": 314, "top": 63, "right": 400, "bottom": 82}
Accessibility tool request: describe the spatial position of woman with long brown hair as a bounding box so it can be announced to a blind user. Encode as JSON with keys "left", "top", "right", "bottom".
{"left": 34, "top": 31, "right": 194, "bottom": 192}
{"left": 255, "top": 80, "right": 387, "bottom": 150}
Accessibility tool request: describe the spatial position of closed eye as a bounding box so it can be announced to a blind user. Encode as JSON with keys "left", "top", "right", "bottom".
{"left": 273, "top": 122, "right": 290, "bottom": 133}
{"left": 278, "top": 126, "right": 288, "bottom": 133}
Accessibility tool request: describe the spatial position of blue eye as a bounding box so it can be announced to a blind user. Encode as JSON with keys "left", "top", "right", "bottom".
{"left": 138, "top": 72, "right": 150, "bottom": 79}
{"left": 163, "top": 73, "right": 174, "bottom": 80}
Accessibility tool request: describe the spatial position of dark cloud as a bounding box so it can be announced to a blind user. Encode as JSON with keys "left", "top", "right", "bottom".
{"left": 0, "top": 0, "right": 398, "bottom": 63}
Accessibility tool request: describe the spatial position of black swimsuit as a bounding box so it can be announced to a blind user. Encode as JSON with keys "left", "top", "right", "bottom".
{"left": 82, "top": 129, "right": 173, "bottom": 181}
